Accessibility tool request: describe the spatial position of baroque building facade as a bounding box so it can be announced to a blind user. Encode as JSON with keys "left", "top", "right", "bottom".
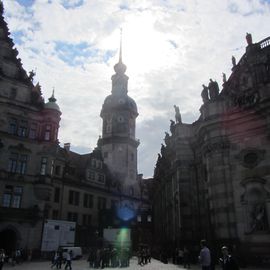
{"left": 0, "top": 2, "right": 150, "bottom": 257}
{"left": 153, "top": 34, "right": 270, "bottom": 261}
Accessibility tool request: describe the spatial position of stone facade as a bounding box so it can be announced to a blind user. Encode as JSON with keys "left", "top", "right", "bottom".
{"left": 0, "top": 2, "right": 150, "bottom": 257}
{"left": 152, "top": 34, "right": 270, "bottom": 261}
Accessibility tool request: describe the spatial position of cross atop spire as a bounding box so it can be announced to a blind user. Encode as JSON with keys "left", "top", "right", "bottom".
{"left": 119, "top": 28, "right": 123, "bottom": 63}
{"left": 114, "top": 28, "right": 127, "bottom": 74}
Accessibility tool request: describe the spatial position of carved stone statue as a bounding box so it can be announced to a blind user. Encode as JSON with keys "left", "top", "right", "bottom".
{"left": 246, "top": 32, "right": 253, "bottom": 46}
{"left": 164, "top": 132, "right": 170, "bottom": 145}
{"left": 161, "top": 143, "right": 165, "bottom": 156}
{"left": 201, "top": 84, "right": 209, "bottom": 104}
{"left": 248, "top": 203, "right": 267, "bottom": 233}
{"left": 170, "top": 120, "right": 175, "bottom": 134}
{"left": 174, "top": 105, "right": 182, "bottom": 123}
{"left": 222, "top": 73, "right": 227, "bottom": 83}
{"left": 208, "top": 79, "right": 219, "bottom": 100}
{"left": 232, "top": 56, "right": 236, "bottom": 67}
{"left": 29, "top": 69, "right": 36, "bottom": 82}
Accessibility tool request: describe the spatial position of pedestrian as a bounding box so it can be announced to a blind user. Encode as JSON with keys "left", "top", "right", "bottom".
{"left": 0, "top": 249, "right": 5, "bottom": 270}
{"left": 183, "top": 247, "right": 191, "bottom": 269}
{"left": 198, "top": 240, "right": 211, "bottom": 270}
{"left": 64, "top": 250, "right": 72, "bottom": 270}
{"left": 219, "top": 246, "right": 239, "bottom": 270}
{"left": 51, "top": 251, "right": 58, "bottom": 268}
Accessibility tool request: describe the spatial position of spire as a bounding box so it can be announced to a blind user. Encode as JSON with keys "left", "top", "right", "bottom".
{"left": 114, "top": 28, "right": 126, "bottom": 74}
{"left": 48, "top": 87, "right": 56, "bottom": 102}
{"left": 119, "top": 28, "right": 122, "bottom": 63}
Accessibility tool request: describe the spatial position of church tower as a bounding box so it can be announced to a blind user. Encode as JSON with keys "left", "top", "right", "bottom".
{"left": 100, "top": 36, "right": 139, "bottom": 193}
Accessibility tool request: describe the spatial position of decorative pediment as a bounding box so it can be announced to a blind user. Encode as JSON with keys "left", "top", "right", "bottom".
{"left": 8, "top": 143, "right": 31, "bottom": 153}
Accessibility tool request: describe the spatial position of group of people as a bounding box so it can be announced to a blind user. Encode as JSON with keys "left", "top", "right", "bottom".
{"left": 0, "top": 248, "right": 24, "bottom": 267}
{"left": 173, "top": 247, "right": 191, "bottom": 268}
{"left": 137, "top": 246, "right": 151, "bottom": 266}
{"left": 199, "top": 240, "right": 239, "bottom": 270}
{"left": 87, "top": 247, "right": 130, "bottom": 268}
{"left": 51, "top": 249, "right": 73, "bottom": 270}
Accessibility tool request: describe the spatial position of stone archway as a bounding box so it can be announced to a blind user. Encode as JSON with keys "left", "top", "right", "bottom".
{"left": 0, "top": 228, "right": 19, "bottom": 256}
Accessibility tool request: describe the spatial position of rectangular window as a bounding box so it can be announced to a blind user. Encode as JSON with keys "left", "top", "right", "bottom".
{"left": 12, "top": 195, "right": 21, "bottom": 208}
{"left": 67, "top": 212, "right": 78, "bottom": 222}
{"left": 17, "top": 154, "right": 27, "bottom": 174}
{"left": 18, "top": 120, "right": 28, "bottom": 137}
{"left": 83, "top": 193, "right": 93, "bottom": 208}
{"left": 9, "top": 118, "right": 17, "bottom": 135}
{"left": 98, "top": 197, "right": 106, "bottom": 210}
{"left": 40, "top": 157, "right": 47, "bottom": 175}
{"left": 2, "top": 193, "right": 11, "bottom": 207}
{"left": 91, "top": 159, "right": 96, "bottom": 168}
{"left": 54, "top": 187, "right": 60, "bottom": 203}
{"left": 98, "top": 174, "right": 105, "bottom": 184}
{"left": 8, "top": 153, "right": 18, "bottom": 173}
{"left": 82, "top": 214, "right": 92, "bottom": 226}
{"left": 55, "top": 165, "right": 61, "bottom": 176}
{"left": 87, "top": 170, "right": 95, "bottom": 181}
{"left": 69, "top": 190, "right": 80, "bottom": 206}
{"left": 2, "top": 185, "right": 23, "bottom": 208}
{"left": 29, "top": 123, "right": 38, "bottom": 139}
{"left": 44, "top": 125, "right": 51, "bottom": 141}
{"left": 52, "top": 210, "right": 59, "bottom": 220}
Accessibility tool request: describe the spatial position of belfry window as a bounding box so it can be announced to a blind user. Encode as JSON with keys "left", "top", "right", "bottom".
{"left": 44, "top": 125, "right": 51, "bottom": 141}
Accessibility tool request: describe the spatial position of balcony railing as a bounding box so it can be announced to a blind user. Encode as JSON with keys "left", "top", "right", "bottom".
{"left": 259, "top": 36, "right": 270, "bottom": 49}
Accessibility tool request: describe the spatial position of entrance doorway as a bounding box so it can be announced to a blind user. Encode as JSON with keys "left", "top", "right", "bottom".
{"left": 0, "top": 228, "right": 18, "bottom": 256}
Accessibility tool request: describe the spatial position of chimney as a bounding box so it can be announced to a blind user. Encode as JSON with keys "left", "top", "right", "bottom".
{"left": 64, "top": 143, "right": 70, "bottom": 151}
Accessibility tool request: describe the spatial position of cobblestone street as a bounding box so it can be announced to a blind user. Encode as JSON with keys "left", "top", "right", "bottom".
{"left": 2, "top": 257, "right": 267, "bottom": 270}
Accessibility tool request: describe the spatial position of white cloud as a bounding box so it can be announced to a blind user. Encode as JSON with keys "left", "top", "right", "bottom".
{"left": 2, "top": 0, "right": 270, "bottom": 177}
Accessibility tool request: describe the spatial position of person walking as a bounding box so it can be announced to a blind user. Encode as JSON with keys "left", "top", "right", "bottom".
{"left": 219, "top": 246, "right": 239, "bottom": 270}
{"left": 198, "top": 240, "right": 211, "bottom": 270}
{"left": 64, "top": 250, "right": 72, "bottom": 270}
{"left": 183, "top": 247, "right": 191, "bottom": 269}
{"left": 0, "top": 249, "right": 5, "bottom": 270}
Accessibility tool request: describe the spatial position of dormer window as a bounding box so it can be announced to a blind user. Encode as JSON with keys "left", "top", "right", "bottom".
{"left": 44, "top": 125, "right": 51, "bottom": 141}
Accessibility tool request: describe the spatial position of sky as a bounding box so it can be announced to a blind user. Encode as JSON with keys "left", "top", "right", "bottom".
{"left": 2, "top": 0, "right": 270, "bottom": 178}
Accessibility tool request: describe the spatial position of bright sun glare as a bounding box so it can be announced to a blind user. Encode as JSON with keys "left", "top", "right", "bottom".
{"left": 114, "top": 15, "right": 178, "bottom": 76}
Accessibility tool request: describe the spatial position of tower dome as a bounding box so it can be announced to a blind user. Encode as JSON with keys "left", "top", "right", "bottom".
{"left": 44, "top": 90, "right": 61, "bottom": 112}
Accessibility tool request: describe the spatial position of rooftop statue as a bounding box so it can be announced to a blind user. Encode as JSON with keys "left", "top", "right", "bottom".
{"left": 222, "top": 73, "right": 227, "bottom": 83}
{"left": 246, "top": 32, "right": 253, "bottom": 46}
{"left": 232, "top": 56, "right": 236, "bottom": 67}
{"left": 174, "top": 105, "right": 182, "bottom": 123}
{"left": 29, "top": 69, "right": 36, "bottom": 82}
{"left": 201, "top": 84, "right": 209, "bottom": 104}
{"left": 208, "top": 79, "right": 219, "bottom": 100}
{"left": 164, "top": 132, "right": 170, "bottom": 145}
